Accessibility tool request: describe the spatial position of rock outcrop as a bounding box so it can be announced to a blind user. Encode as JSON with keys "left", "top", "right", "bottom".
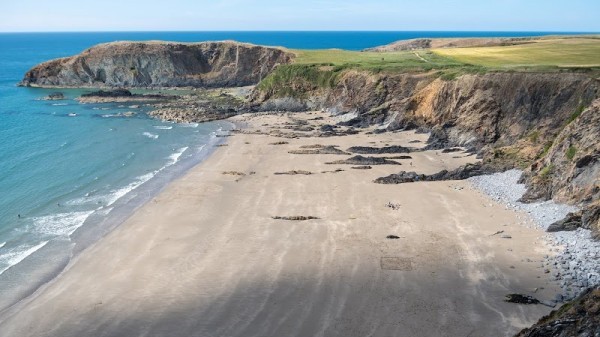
{"left": 521, "top": 100, "right": 600, "bottom": 204}
{"left": 515, "top": 288, "right": 600, "bottom": 337}
{"left": 20, "top": 41, "right": 293, "bottom": 88}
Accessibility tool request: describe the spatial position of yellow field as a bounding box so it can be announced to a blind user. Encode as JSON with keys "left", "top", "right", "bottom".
{"left": 433, "top": 38, "right": 600, "bottom": 68}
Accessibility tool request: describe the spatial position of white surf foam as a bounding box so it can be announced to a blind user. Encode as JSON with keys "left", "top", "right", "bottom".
{"left": 0, "top": 241, "right": 49, "bottom": 275}
{"left": 0, "top": 242, "right": 5, "bottom": 249}
{"left": 167, "top": 147, "right": 188, "bottom": 166}
{"left": 103, "top": 172, "right": 156, "bottom": 206}
{"left": 66, "top": 147, "right": 188, "bottom": 211}
{"left": 142, "top": 132, "right": 159, "bottom": 139}
{"left": 180, "top": 122, "right": 199, "bottom": 128}
{"left": 51, "top": 103, "right": 68, "bottom": 106}
{"left": 32, "top": 211, "right": 95, "bottom": 237}
{"left": 154, "top": 125, "right": 173, "bottom": 130}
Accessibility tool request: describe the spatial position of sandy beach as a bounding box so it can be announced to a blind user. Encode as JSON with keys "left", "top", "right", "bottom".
{"left": 0, "top": 111, "right": 561, "bottom": 337}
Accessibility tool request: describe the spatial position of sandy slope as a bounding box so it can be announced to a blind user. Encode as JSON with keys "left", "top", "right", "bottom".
{"left": 0, "top": 111, "right": 560, "bottom": 337}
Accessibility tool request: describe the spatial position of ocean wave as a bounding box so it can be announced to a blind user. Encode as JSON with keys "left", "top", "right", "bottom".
{"left": 0, "top": 241, "right": 49, "bottom": 275}
{"left": 32, "top": 211, "right": 94, "bottom": 237}
{"left": 64, "top": 192, "right": 106, "bottom": 207}
{"left": 167, "top": 147, "right": 188, "bottom": 166}
{"left": 142, "top": 132, "right": 159, "bottom": 139}
{"left": 104, "top": 172, "right": 156, "bottom": 206}
{"left": 154, "top": 125, "right": 173, "bottom": 130}
{"left": 51, "top": 103, "right": 68, "bottom": 106}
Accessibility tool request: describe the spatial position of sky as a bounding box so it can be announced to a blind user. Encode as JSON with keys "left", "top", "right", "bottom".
{"left": 1, "top": 0, "right": 599, "bottom": 32}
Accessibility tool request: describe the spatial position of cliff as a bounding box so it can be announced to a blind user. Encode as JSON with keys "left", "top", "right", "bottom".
{"left": 252, "top": 69, "right": 600, "bottom": 209}
{"left": 19, "top": 41, "right": 293, "bottom": 88}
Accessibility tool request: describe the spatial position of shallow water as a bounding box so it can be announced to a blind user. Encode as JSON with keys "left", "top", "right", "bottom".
{"left": 0, "top": 34, "right": 231, "bottom": 293}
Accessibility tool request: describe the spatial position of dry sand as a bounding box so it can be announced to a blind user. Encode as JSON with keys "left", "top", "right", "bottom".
{"left": 0, "top": 111, "right": 560, "bottom": 337}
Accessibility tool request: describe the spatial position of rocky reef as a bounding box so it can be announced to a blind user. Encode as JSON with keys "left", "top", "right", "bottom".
{"left": 20, "top": 41, "right": 293, "bottom": 88}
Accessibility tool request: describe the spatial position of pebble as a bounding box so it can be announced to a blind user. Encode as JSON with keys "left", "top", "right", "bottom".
{"left": 469, "top": 170, "right": 600, "bottom": 301}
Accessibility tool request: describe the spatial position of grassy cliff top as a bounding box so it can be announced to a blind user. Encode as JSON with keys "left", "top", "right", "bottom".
{"left": 290, "top": 49, "right": 463, "bottom": 73}
{"left": 257, "top": 37, "right": 600, "bottom": 98}
{"left": 289, "top": 37, "right": 600, "bottom": 73}
{"left": 433, "top": 38, "right": 600, "bottom": 69}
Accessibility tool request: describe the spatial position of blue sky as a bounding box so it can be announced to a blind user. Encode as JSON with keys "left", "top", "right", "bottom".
{"left": 1, "top": 0, "right": 599, "bottom": 32}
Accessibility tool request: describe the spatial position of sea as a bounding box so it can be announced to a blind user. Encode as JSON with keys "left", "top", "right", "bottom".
{"left": 0, "top": 31, "right": 591, "bottom": 311}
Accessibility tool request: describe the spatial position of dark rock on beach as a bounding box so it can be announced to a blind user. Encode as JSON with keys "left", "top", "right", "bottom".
{"left": 546, "top": 203, "right": 600, "bottom": 240}
{"left": 327, "top": 155, "right": 401, "bottom": 166}
{"left": 289, "top": 146, "right": 348, "bottom": 155}
{"left": 505, "top": 294, "right": 540, "bottom": 305}
{"left": 547, "top": 212, "right": 583, "bottom": 232}
{"left": 347, "top": 145, "right": 412, "bottom": 154}
{"left": 272, "top": 216, "right": 320, "bottom": 221}
{"left": 374, "top": 162, "right": 501, "bottom": 184}
{"left": 441, "top": 147, "right": 463, "bottom": 153}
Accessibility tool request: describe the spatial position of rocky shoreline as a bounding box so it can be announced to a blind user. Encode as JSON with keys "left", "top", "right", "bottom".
{"left": 70, "top": 87, "right": 250, "bottom": 123}
{"left": 468, "top": 170, "right": 600, "bottom": 304}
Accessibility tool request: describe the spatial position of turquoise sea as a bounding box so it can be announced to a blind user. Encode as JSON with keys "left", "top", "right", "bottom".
{"left": 0, "top": 31, "right": 591, "bottom": 311}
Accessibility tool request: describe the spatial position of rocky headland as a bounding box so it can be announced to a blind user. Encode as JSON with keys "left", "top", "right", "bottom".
{"left": 19, "top": 41, "right": 292, "bottom": 88}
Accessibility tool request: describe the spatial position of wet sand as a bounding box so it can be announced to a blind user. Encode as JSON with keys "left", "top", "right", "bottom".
{"left": 0, "top": 111, "right": 560, "bottom": 337}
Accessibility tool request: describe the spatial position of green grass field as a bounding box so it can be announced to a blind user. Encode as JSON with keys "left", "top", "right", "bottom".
{"left": 290, "top": 49, "right": 465, "bottom": 72}
{"left": 432, "top": 38, "right": 600, "bottom": 69}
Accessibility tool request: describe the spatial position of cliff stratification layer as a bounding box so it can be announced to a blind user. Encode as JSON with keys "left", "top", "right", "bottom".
{"left": 19, "top": 41, "right": 293, "bottom": 88}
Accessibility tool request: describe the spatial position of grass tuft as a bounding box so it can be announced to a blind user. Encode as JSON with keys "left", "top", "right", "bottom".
{"left": 566, "top": 146, "right": 577, "bottom": 161}
{"left": 566, "top": 104, "right": 585, "bottom": 125}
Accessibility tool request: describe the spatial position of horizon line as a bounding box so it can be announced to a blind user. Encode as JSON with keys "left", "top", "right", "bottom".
{"left": 1, "top": 30, "right": 599, "bottom": 34}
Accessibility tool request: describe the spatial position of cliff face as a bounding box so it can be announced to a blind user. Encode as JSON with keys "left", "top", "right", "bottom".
{"left": 522, "top": 100, "right": 600, "bottom": 204}
{"left": 253, "top": 70, "right": 599, "bottom": 205}
{"left": 331, "top": 72, "right": 597, "bottom": 147}
{"left": 20, "top": 41, "right": 293, "bottom": 88}
{"left": 256, "top": 71, "right": 597, "bottom": 148}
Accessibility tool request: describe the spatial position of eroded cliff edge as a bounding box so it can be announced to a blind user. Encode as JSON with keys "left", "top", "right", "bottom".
{"left": 19, "top": 41, "right": 293, "bottom": 88}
